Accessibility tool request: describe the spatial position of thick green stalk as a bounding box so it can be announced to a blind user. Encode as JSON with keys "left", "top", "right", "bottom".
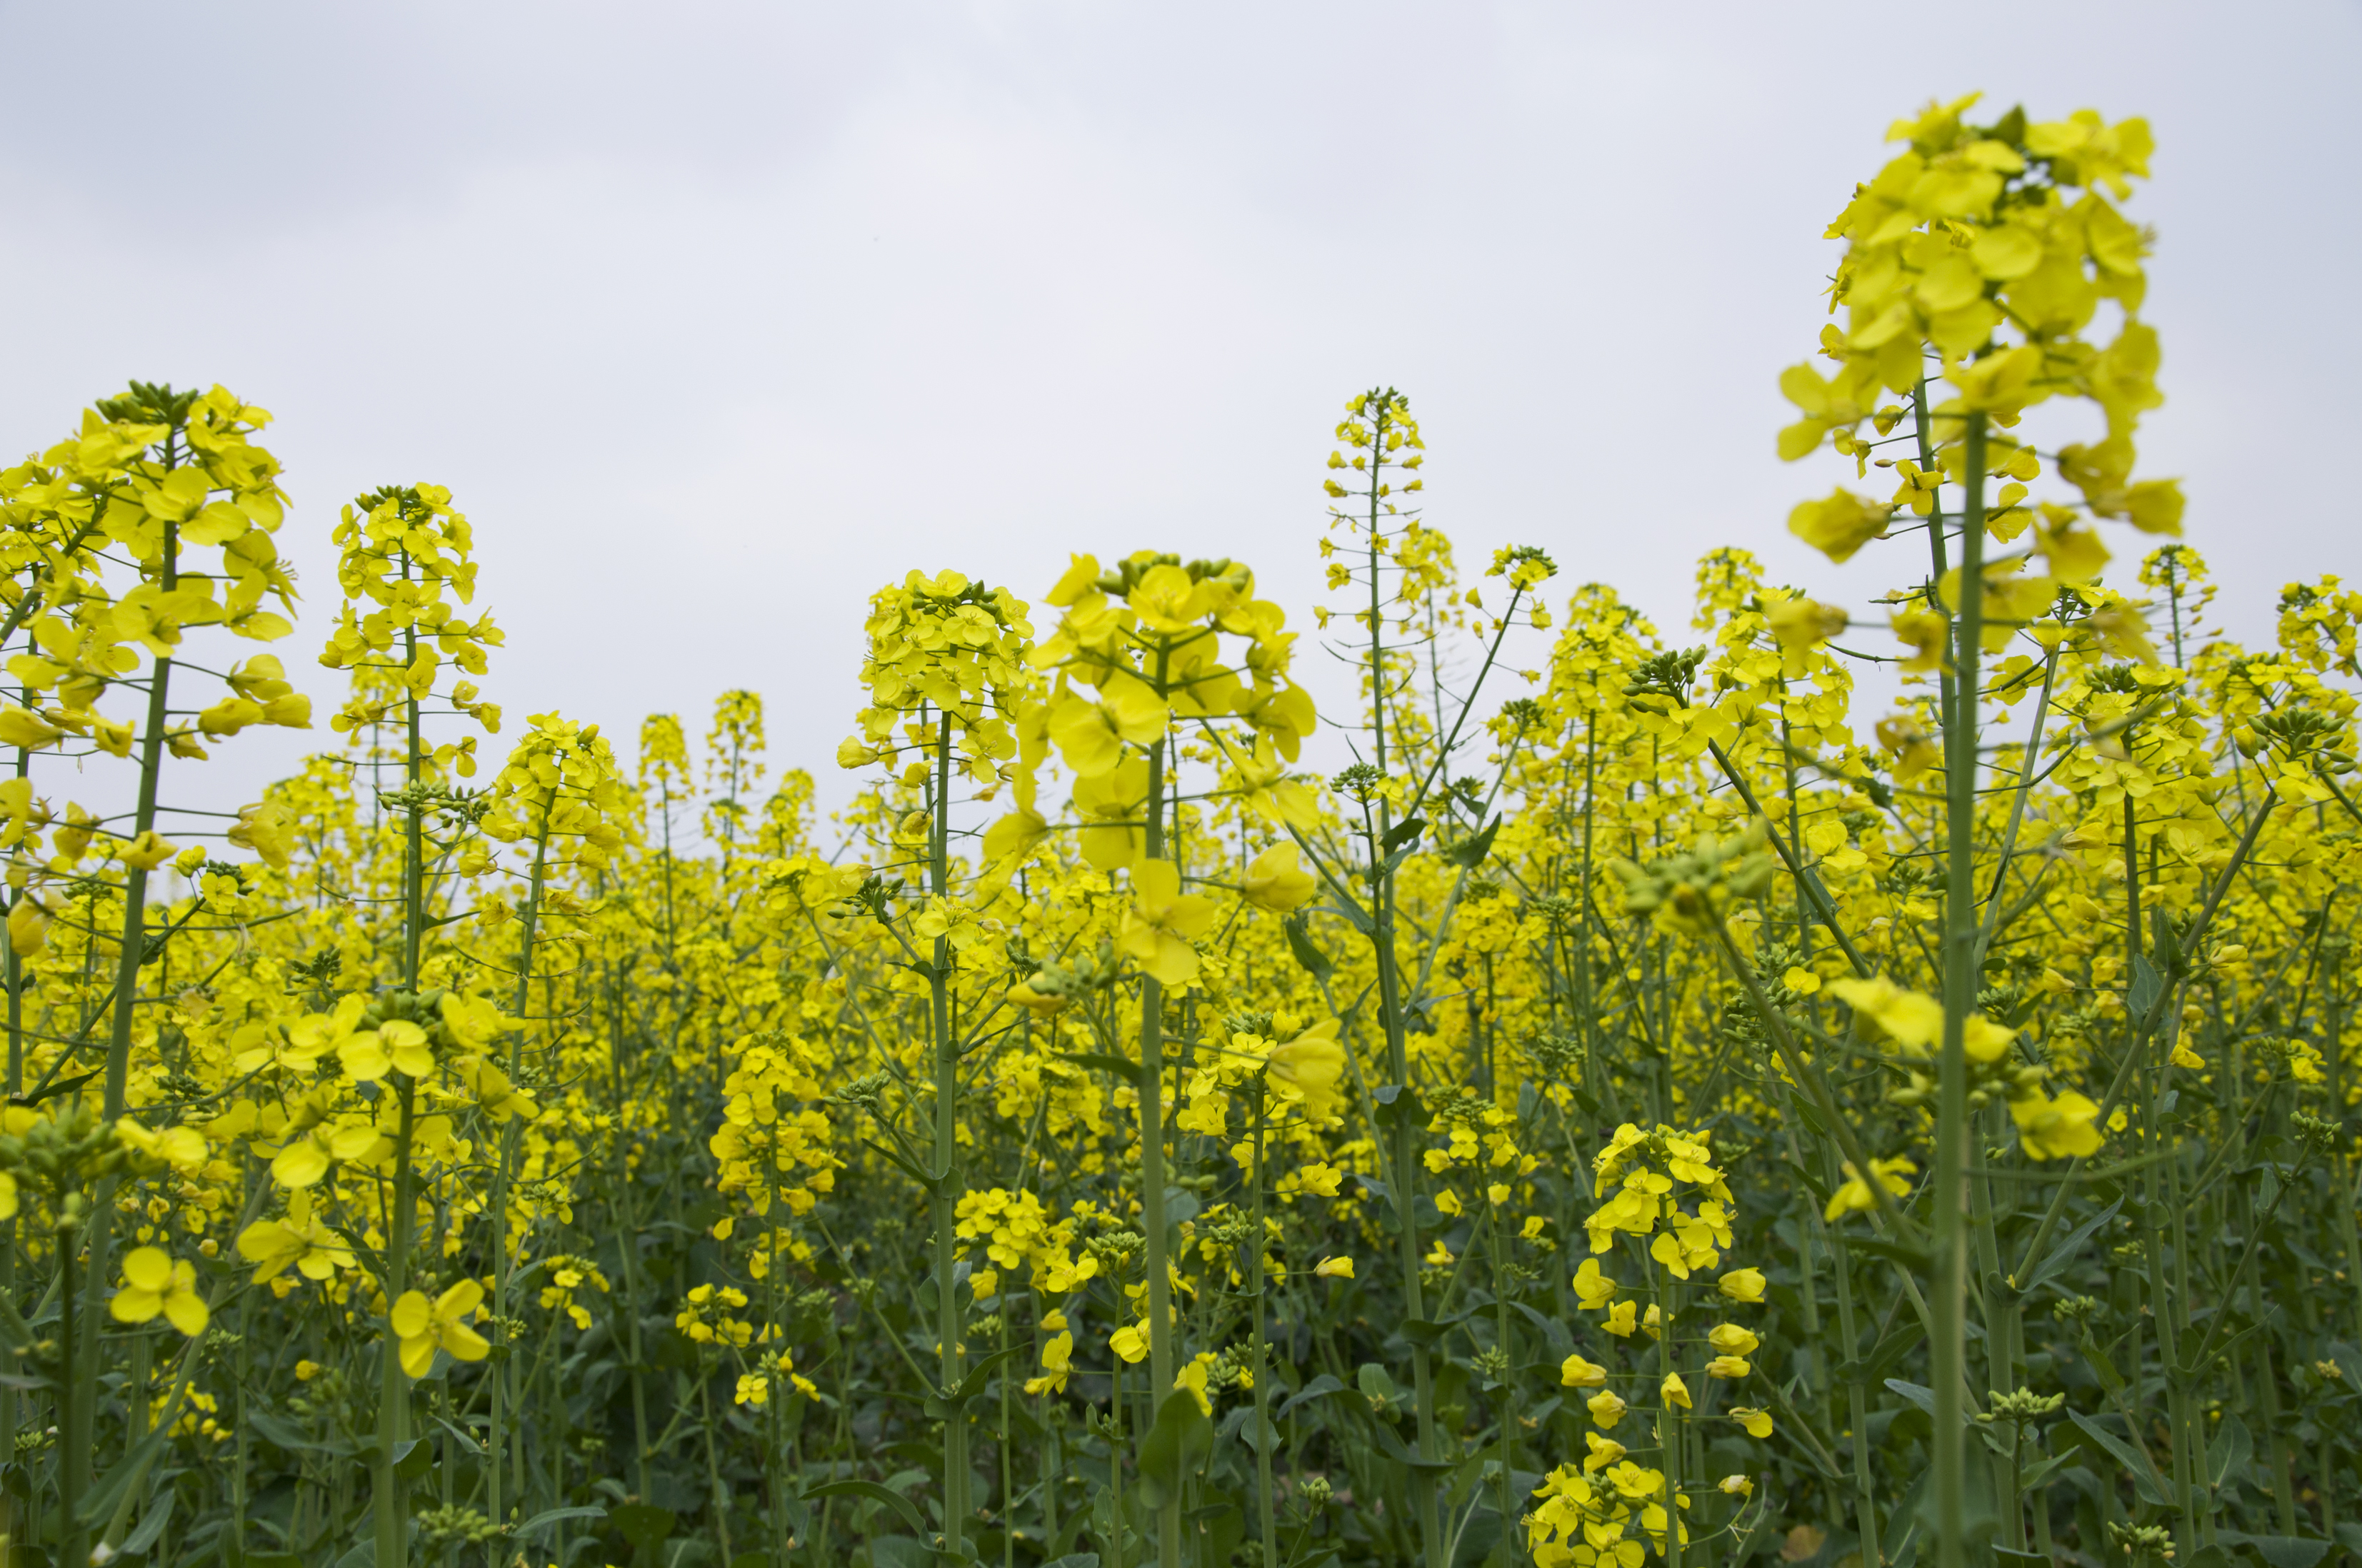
{"left": 1137, "top": 725, "right": 1180, "bottom": 1568}
{"left": 487, "top": 818, "right": 550, "bottom": 1552}
{"left": 929, "top": 710, "right": 970, "bottom": 1557}
{"left": 376, "top": 616, "right": 431, "bottom": 1568}
{"left": 1251, "top": 1102, "right": 1278, "bottom": 1568}
{"left": 1816, "top": 1147, "right": 1881, "bottom": 1568}
{"left": 1933, "top": 411, "right": 1987, "bottom": 1568}
{"left": 0, "top": 735, "right": 24, "bottom": 1567}
{"left": 1358, "top": 400, "right": 1447, "bottom": 1568}
{"left": 375, "top": 1077, "right": 419, "bottom": 1568}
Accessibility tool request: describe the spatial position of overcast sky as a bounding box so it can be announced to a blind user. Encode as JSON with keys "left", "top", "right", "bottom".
{"left": 3, "top": 2, "right": 2355, "bottom": 816}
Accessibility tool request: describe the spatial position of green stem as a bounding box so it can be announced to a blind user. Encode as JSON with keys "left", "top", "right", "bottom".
{"left": 1933, "top": 410, "right": 1988, "bottom": 1568}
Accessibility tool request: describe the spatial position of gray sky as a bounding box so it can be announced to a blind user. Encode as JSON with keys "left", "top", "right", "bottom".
{"left": 4, "top": 2, "right": 2355, "bottom": 815}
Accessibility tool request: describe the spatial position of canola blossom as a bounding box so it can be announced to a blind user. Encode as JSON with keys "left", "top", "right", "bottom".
{"left": 0, "top": 96, "right": 2351, "bottom": 1568}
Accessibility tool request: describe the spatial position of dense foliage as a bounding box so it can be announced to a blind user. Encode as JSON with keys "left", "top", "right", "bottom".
{"left": 0, "top": 92, "right": 2355, "bottom": 1568}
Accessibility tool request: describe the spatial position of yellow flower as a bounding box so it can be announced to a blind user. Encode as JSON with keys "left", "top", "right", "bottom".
{"left": 1116, "top": 860, "right": 1216, "bottom": 986}
{"left": 390, "top": 1280, "right": 492, "bottom": 1379}
{"left": 1240, "top": 842, "right": 1317, "bottom": 913}
{"left": 1787, "top": 488, "right": 1893, "bottom": 563}
{"left": 1707, "top": 1324, "right": 1761, "bottom": 1357}
{"left": 1661, "top": 1372, "right": 1691, "bottom": 1409}
{"left": 1601, "top": 1300, "right": 1638, "bottom": 1337}
{"left": 1110, "top": 1324, "right": 1149, "bottom": 1364}
{"left": 1825, "top": 1156, "right": 1918, "bottom": 1222}
{"left": 1583, "top": 1431, "right": 1627, "bottom": 1472}
{"left": 1830, "top": 977, "right": 2014, "bottom": 1062}
{"left": 1314, "top": 1255, "right": 1354, "bottom": 1280}
{"left": 1174, "top": 1355, "right": 1214, "bottom": 1417}
{"left": 1716, "top": 1267, "right": 1767, "bottom": 1304}
{"left": 1729, "top": 1407, "right": 1773, "bottom": 1439}
{"left": 116, "top": 829, "right": 179, "bottom": 871}
{"left": 1025, "top": 1331, "right": 1074, "bottom": 1397}
{"left": 1587, "top": 1389, "right": 1629, "bottom": 1428}
{"left": 235, "top": 1192, "right": 354, "bottom": 1282}
{"left": 1560, "top": 1353, "right": 1608, "bottom": 1388}
{"left": 1718, "top": 1474, "right": 1755, "bottom": 1498}
{"left": 110, "top": 1247, "right": 209, "bottom": 1337}
{"left": 1571, "top": 1257, "right": 1619, "bottom": 1310}
{"left": 1047, "top": 678, "right": 1166, "bottom": 778}
{"left": 1706, "top": 1356, "right": 1753, "bottom": 1379}
{"left": 2010, "top": 1090, "right": 2104, "bottom": 1160}
{"left": 1266, "top": 1020, "right": 1346, "bottom": 1120}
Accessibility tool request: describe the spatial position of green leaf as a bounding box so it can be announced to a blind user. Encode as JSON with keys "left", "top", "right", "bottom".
{"left": 1283, "top": 913, "right": 1335, "bottom": 981}
{"left": 1381, "top": 816, "right": 1426, "bottom": 854}
{"left": 862, "top": 1136, "right": 946, "bottom": 1192}
{"left": 515, "top": 1505, "right": 606, "bottom": 1542}
{"left": 1276, "top": 1373, "right": 1346, "bottom": 1420}
{"left": 76, "top": 1423, "right": 169, "bottom": 1527}
{"left": 2207, "top": 1415, "right": 2253, "bottom": 1493}
{"left": 2128, "top": 953, "right": 2163, "bottom": 1021}
{"left": 2221, "top": 1536, "right": 2331, "bottom": 1568}
{"left": 1853, "top": 1237, "right": 1933, "bottom": 1272}
{"left": 1135, "top": 1389, "right": 1213, "bottom": 1512}
{"left": 18, "top": 1069, "right": 100, "bottom": 1106}
{"left": 608, "top": 1502, "right": 676, "bottom": 1550}
{"left": 2066, "top": 1410, "right": 2171, "bottom": 1507}
{"left": 119, "top": 1487, "right": 175, "bottom": 1556}
{"left": 801, "top": 1480, "right": 926, "bottom": 1539}
{"left": 924, "top": 1343, "right": 1026, "bottom": 1417}
{"left": 1371, "top": 1082, "right": 1428, "bottom": 1131}
{"left": 1326, "top": 894, "right": 1374, "bottom": 936}
{"left": 2018, "top": 1198, "right": 2123, "bottom": 1297}
{"left": 1881, "top": 1379, "right": 1945, "bottom": 1423}
{"left": 1443, "top": 816, "right": 1501, "bottom": 869}
{"left": 2017, "top": 1447, "right": 2076, "bottom": 1494}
